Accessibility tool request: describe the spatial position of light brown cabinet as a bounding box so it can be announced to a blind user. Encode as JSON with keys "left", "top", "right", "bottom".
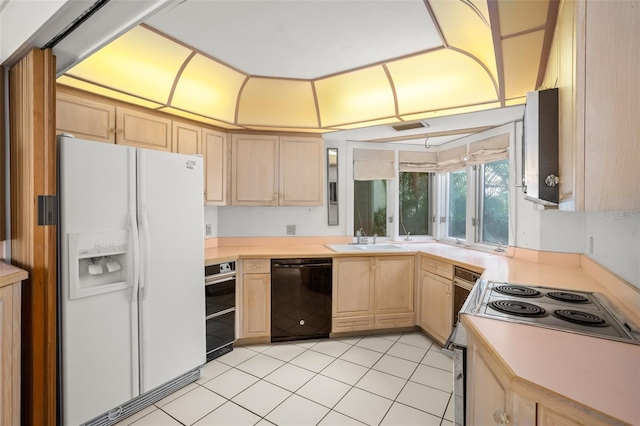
{"left": 419, "top": 271, "right": 452, "bottom": 345}
{"left": 115, "top": 107, "right": 172, "bottom": 151}
{"left": 0, "top": 280, "right": 22, "bottom": 425}
{"left": 332, "top": 256, "right": 414, "bottom": 333}
{"left": 544, "top": 0, "right": 640, "bottom": 211}
{"left": 172, "top": 120, "right": 202, "bottom": 155}
{"left": 231, "top": 134, "right": 323, "bottom": 206}
{"left": 203, "top": 128, "right": 228, "bottom": 206}
{"left": 56, "top": 92, "right": 115, "bottom": 143}
{"left": 466, "top": 322, "right": 618, "bottom": 426}
{"left": 418, "top": 256, "right": 453, "bottom": 345}
{"left": 241, "top": 259, "right": 271, "bottom": 339}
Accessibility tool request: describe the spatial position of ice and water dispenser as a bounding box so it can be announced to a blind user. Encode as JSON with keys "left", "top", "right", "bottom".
{"left": 67, "top": 230, "right": 132, "bottom": 299}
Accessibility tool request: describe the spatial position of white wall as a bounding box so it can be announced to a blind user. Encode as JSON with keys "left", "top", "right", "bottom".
{"left": 584, "top": 212, "right": 639, "bottom": 288}
{"left": 0, "top": 0, "right": 69, "bottom": 64}
{"left": 214, "top": 139, "right": 349, "bottom": 238}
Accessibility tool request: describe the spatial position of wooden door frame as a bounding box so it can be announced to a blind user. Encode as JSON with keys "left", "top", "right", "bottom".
{"left": 9, "top": 48, "right": 57, "bottom": 426}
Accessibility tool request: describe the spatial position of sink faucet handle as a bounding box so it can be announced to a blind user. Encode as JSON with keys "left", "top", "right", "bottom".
{"left": 404, "top": 232, "right": 411, "bottom": 241}
{"left": 373, "top": 234, "right": 377, "bottom": 244}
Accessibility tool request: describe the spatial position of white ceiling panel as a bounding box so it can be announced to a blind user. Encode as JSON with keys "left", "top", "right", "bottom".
{"left": 145, "top": 0, "right": 442, "bottom": 79}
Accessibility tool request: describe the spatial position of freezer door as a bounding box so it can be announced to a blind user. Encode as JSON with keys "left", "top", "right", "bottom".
{"left": 137, "top": 149, "right": 206, "bottom": 393}
{"left": 58, "top": 137, "right": 139, "bottom": 425}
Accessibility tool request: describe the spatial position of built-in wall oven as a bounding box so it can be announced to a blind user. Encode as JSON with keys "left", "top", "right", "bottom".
{"left": 204, "top": 261, "right": 236, "bottom": 361}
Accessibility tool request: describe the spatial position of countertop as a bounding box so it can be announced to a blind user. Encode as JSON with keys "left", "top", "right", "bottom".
{"left": 0, "top": 261, "right": 28, "bottom": 289}
{"left": 205, "top": 241, "right": 639, "bottom": 424}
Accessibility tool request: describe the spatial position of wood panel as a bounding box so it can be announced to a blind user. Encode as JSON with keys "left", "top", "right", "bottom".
{"left": 332, "top": 315, "right": 375, "bottom": 333}
{"left": 9, "top": 48, "right": 58, "bottom": 426}
{"left": 374, "top": 312, "right": 414, "bottom": 329}
{"left": 116, "top": 106, "right": 171, "bottom": 151}
{"left": 419, "top": 271, "right": 452, "bottom": 344}
{"left": 332, "top": 257, "right": 374, "bottom": 317}
{"left": 583, "top": 0, "right": 640, "bottom": 210}
{"left": 1, "top": 282, "right": 21, "bottom": 425}
{"left": 172, "top": 120, "right": 201, "bottom": 154}
{"left": 278, "top": 136, "right": 323, "bottom": 206}
{"left": 467, "top": 337, "right": 507, "bottom": 426}
{"left": 231, "top": 134, "right": 279, "bottom": 206}
{"left": 56, "top": 92, "right": 115, "bottom": 143}
{"left": 242, "top": 273, "right": 270, "bottom": 338}
{"left": 203, "top": 129, "right": 228, "bottom": 205}
{"left": 0, "top": 66, "right": 5, "bottom": 241}
{"left": 374, "top": 256, "right": 414, "bottom": 314}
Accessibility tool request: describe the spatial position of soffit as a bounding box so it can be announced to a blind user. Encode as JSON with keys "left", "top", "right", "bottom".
{"left": 58, "top": 0, "right": 559, "bottom": 135}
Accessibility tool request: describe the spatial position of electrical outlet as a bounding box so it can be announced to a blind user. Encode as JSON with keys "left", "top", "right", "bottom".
{"left": 286, "top": 224, "right": 296, "bottom": 235}
{"left": 205, "top": 224, "right": 212, "bottom": 236}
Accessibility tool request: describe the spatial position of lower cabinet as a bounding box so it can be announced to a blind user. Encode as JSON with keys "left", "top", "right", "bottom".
{"left": 332, "top": 256, "right": 414, "bottom": 333}
{"left": 241, "top": 259, "right": 271, "bottom": 339}
{"left": 467, "top": 328, "right": 616, "bottom": 426}
{"left": 0, "top": 280, "right": 22, "bottom": 425}
{"left": 419, "top": 270, "right": 452, "bottom": 345}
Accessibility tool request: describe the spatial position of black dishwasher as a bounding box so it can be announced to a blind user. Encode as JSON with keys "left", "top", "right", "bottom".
{"left": 271, "top": 258, "right": 332, "bottom": 342}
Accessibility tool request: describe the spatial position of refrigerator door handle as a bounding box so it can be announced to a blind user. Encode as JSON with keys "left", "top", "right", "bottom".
{"left": 130, "top": 210, "right": 140, "bottom": 303}
{"left": 140, "top": 210, "right": 152, "bottom": 300}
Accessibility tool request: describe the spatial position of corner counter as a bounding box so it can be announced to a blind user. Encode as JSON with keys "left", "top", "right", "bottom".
{"left": 204, "top": 241, "right": 639, "bottom": 425}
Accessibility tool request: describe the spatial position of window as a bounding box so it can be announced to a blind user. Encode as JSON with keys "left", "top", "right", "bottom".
{"left": 477, "top": 159, "right": 509, "bottom": 245}
{"left": 399, "top": 172, "right": 434, "bottom": 236}
{"left": 354, "top": 180, "right": 387, "bottom": 237}
{"left": 447, "top": 169, "right": 467, "bottom": 239}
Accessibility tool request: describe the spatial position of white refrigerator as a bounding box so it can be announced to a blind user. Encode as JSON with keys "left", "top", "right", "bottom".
{"left": 58, "top": 136, "right": 206, "bottom": 425}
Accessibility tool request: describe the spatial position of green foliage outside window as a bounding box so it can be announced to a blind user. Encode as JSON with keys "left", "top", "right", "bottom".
{"left": 448, "top": 170, "right": 467, "bottom": 239}
{"left": 481, "top": 160, "right": 509, "bottom": 245}
{"left": 399, "top": 172, "right": 432, "bottom": 236}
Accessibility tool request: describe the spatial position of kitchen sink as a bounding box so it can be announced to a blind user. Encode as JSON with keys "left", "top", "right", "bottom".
{"left": 325, "top": 244, "right": 409, "bottom": 252}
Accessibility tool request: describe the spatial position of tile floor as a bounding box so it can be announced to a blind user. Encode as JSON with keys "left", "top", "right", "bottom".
{"left": 115, "top": 331, "right": 454, "bottom": 426}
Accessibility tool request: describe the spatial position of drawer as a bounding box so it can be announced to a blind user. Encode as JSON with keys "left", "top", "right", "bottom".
{"left": 243, "top": 258, "right": 270, "bottom": 274}
{"left": 421, "top": 257, "right": 453, "bottom": 279}
{"left": 332, "top": 316, "right": 374, "bottom": 333}
{"left": 375, "top": 312, "right": 415, "bottom": 329}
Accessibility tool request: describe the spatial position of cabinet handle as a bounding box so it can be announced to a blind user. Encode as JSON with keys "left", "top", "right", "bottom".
{"left": 273, "top": 193, "right": 278, "bottom": 199}
{"left": 493, "top": 410, "right": 510, "bottom": 425}
{"left": 371, "top": 265, "right": 377, "bottom": 271}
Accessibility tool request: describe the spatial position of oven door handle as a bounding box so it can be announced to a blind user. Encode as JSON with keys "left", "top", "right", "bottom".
{"left": 454, "top": 277, "right": 474, "bottom": 292}
{"left": 206, "top": 307, "right": 236, "bottom": 320}
{"left": 205, "top": 274, "right": 236, "bottom": 286}
{"left": 442, "top": 324, "right": 459, "bottom": 357}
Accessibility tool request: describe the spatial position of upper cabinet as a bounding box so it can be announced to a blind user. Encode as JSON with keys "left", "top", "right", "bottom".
{"left": 203, "top": 129, "right": 228, "bottom": 206}
{"left": 172, "top": 121, "right": 202, "bottom": 155}
{"left": 544, "top": 0, "right": 640, "bottom": 211}
{"left": 116, "top": 107, "right": 172, "bottom": 151}
{"left": 278, "top": 136, "right": 323, "bottom": 206}
{"left": 56, "top": 92, "right": 115, "bottom": 143}
{"left": 231, "top": 134, "right": 323, "bottom": 206}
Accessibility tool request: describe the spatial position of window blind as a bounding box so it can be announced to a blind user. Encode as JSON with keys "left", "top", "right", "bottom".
{"left": 466, "top": 133, "right": 509, "bottom": 165}
{"left": 398, "top": 151, "right": 438, "bottom": 172}
{"left": 436, "top": 145, "right": 467, "bottom": 172}
{"left": 353, "top": 148, "right": 395, "bottom": 180}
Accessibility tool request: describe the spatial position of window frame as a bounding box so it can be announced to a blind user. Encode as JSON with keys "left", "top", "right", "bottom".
{"left": 474, "top": 160, "right": 510, "bottom": 248}
{"left": 398, "top": 171, "right": 436, "bottom": 240}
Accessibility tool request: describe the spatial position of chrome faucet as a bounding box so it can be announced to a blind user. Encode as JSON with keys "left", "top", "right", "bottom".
{"left": 372, "top": 234, "right": 377, "bottom": 244}
{"left": 356, "top": 228, "right": 363, "bottom": 244}
{"left": 495, "top": 242, "right": 506, "bottom": 253}
{"left": 404, "top": 232, "right": 412, "bottom": 241}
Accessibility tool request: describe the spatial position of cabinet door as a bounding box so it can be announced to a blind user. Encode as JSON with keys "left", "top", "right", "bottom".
{"left": 172, "top": 121, "right": 202, "bottom": 154}
{"left": 419, "top": 271, "right": 452, "bottom": 343}
{"left": 242, "top": 273, "right": 270, "bottom": 338}
{"left": 231, "top": 134, "right": 279, "bottom": 206}
{"left": 0, "top": 283, "right": 21, "bottom": 426}
{"left": 332, "top": 257, "right": 375, "bottom": 317}
{"left": 116, "top": 107, "right": 172, "bottom": 151}
{"left": 374, "top": 256, "right": 414, "bottom": 315}
{"left": 56, "top": 93, "right": 115, "bottom": 143}
{"left": 278, "top": 136, "right": 323, "bottom": 206}
{"left": 203, "top": 129, "right": 228, "bottom": 205}
{"left": 583, "top": 0, "right": 640, "bottom": 210}
{"left": 467, "top": 338, "right": 508, "bottom": 426}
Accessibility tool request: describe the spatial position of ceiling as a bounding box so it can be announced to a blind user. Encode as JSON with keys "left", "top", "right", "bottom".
{"left": 54, "top": 0, "right": 558, "bottom": 141}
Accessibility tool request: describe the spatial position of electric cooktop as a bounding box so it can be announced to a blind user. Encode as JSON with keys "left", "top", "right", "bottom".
{"left": 463, "top": 280, "right": 640, "bottom": 345}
